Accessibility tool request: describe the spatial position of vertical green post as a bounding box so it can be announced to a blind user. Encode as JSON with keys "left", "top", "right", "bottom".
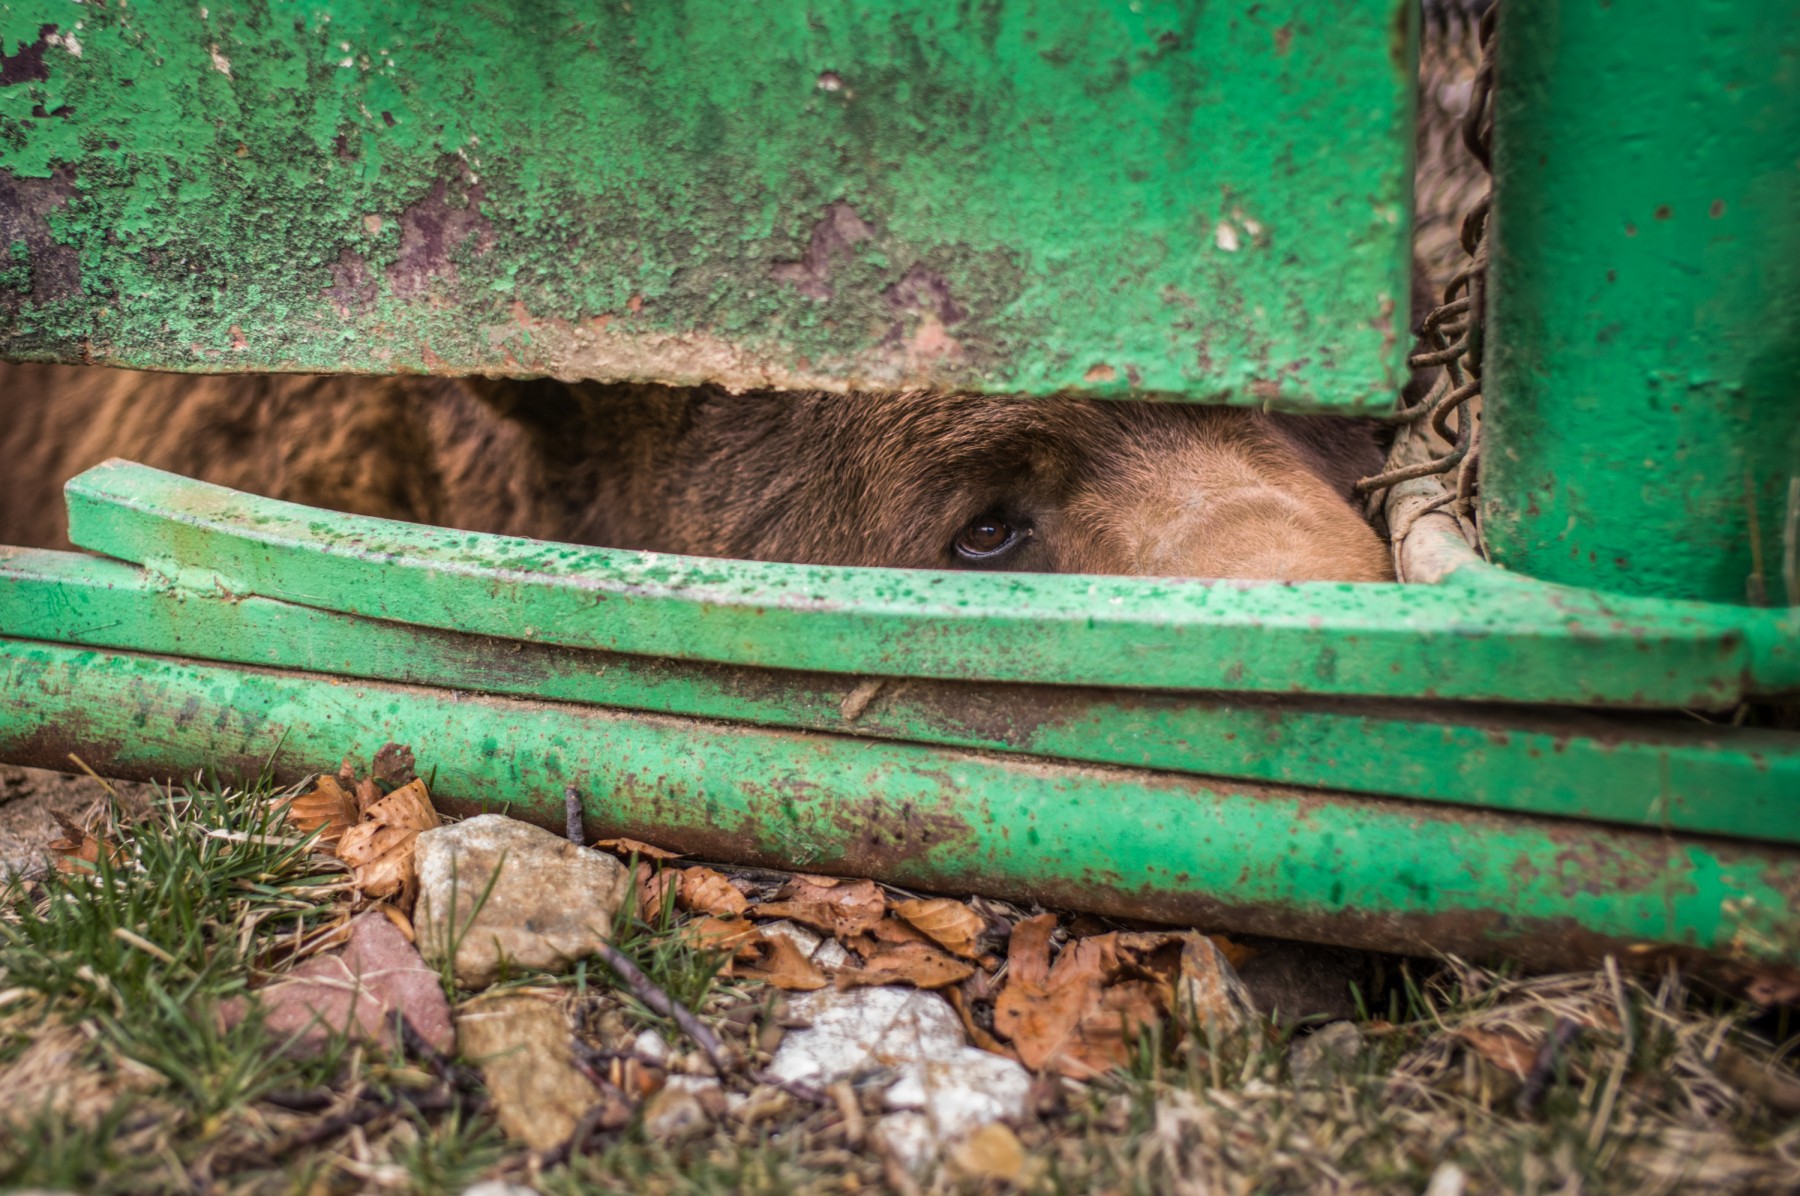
{"left": 1481, "top": 0, "right": 1800, "bottom": 604}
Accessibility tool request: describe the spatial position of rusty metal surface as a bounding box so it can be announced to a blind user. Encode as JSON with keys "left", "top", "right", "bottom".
{"left": 6, "top": 544, "right": 1799, "bottom": 842}
{"left": 0, "top": 0, "right": 1414, "bottom": 408}
{"left": 4, "top": 637, "right": 1798, "bottom": 981}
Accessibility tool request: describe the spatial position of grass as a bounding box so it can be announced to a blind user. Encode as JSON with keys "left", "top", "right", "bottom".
{"left": 3, "top": 770, "right": 1798, "bottom": 1195}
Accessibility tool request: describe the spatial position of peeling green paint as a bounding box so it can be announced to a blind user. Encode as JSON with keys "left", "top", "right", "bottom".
{"left": 61, "top": 461, "right": 1800, "bottom": 707}
{"left": 0, "top": 0, "right": 1413, "bottom": 407}
{"left": 4, "top": 637, "right": 1797, "bottom": 975}
{"left": 8, "top": 545, "right": 1798, "bottom": 840}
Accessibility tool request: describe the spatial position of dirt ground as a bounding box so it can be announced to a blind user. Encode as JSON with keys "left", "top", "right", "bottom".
{"left": 0, "top": 765, "right": 151, "bottom": 880}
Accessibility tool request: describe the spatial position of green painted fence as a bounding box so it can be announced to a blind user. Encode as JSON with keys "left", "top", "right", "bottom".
{"left": 0, "top": 0, "right": 1413, "bottom": 408}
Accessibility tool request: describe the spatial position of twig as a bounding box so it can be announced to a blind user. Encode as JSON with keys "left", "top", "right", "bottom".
{"left": 391, "top": 1008, "right": 486, "bottom": 1094}
{"left": 565, "top": 786, "right": 585, "bottom": 846}
{"left": 591, "top": 941, "right": 731, "bottom": 1074}
{"left": 1517, "top": 1016, "right": 1582, "bottom": 1116}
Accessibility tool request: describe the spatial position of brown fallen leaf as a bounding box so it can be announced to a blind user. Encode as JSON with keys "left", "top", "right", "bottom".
{"left": 1457, "top": 1026, "right": 1539, "bottom": 1078}
{"left": 370, "top": 742, "right": 417, "bottom": 788}
{"left": 47, "top": 812, "right": 122, "bottom": 875}
{"left": 282, "top": 776, "right": 359, "bottom": 851}
{"left": 682, "top": 915, "right": 765, "bottom": 960}
{"left": 733, "top": 932, "right": 829, "bottom": 991}
{"left": 1005, "top": 914, "right": 1058, "bottom": 987}
{"left": 353, "top": 776, "right": 383, "bottom": 814}
{"left": 837, "top": 940, "right": 975, "bottom": 991}
{"left": 337, "top": 778, "right": 440, "bottom": 903}
{"left": 946, "top": 985, "right": 1018, "bottom": 1060}
{"left": 595, "top": 836, "right": 685, "bottom": 862}
{"left": 635, "top": 862, "right": 679, "bottom": 922}
{"left": 893, "top": 897, "right": 985, "bottom": 959}
{"left": 753, "top": 875, "right": 886, "bottom": 938}
{"left": 993, "top": 927, "right": 1188, "bottom": 1077}
{"left": 679, "top": 866, "right": 750, "bottom": 917}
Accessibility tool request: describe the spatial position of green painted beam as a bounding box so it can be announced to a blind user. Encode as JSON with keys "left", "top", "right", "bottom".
{"left": 6, "top": 546, "right": 1795, "bottom": 842}
{"left": 1481, "top": 0, "right": 1800, "bottom": 602}
{"left": 0, "top": 0, "right": 1413, "bottom": 409}
{"left": 64, "top": 461, "right": 1800, "bottom": 708}
{"left": 3, "top": 637, "right": 1796, "bottom": 977}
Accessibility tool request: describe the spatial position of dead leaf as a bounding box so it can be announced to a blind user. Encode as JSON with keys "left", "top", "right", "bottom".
{"left": 734, "top": 932, "right": 829, "bottom": 991}
{"left": 1005, "top": 914, "right": 1057, "bottom": 988}
{"left": 837, "top": 941, "right": 975, "bottom": 991}
{"left": 993, "top": 927, "right": 1181, "bottom": 1077}
{"left": 679, "top": 866, "right": 750, "bottom": 917}
{"left": 754, "top": 875, "right": 887, "bottom": 939}
{"left": 635, "top": 862, "right": 679, "bottom": 922}
{"left": 595, "top": 836, "right": 685, "bottom": 862}
{"left": 868, "top": 916, "right": 931, "bottom": 946}
{"left": 893, "top": 897, "right": 985, "bottom": 959}
{"left": 47, "top": 812, "right": 119, "bottom": 874}
{"left": 337, "top": 778, "right": 440, "bottom": 903}
{"left": 946, "top": 985, "right": 1018, "bottom": 1060}
{"left": 1457, "top": 1026, "right": 1538, "bottom": 1078}
{"left": 371, "top": 742, "right": 417, "bottom": 787}
{"left": 282, "top": 776, "right": 359, "bottom": 850}
{"left": 682, "top": 916, "right": 764, "bottom": 959}
{"left": 354, "top": 776, "right": 383, "bottom": 814}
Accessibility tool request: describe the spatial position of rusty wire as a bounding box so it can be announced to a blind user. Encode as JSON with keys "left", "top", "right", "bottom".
{"left": 1357, "top": 4, "right": 1497, "bottom": 530}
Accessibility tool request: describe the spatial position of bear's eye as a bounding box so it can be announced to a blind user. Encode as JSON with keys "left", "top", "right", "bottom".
{"left": 954, "top": 515, "right": 1025, "bottom": 561}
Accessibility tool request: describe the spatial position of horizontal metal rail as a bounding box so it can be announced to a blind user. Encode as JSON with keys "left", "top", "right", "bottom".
{"left": 3, "top": 636, "right": 1796, "bottom": 978}
{"left": 4, "top": 546, "right": 1795, "bottom": 843}
{"left": 65, "top": 461, "right": 1800, "bottom": 708}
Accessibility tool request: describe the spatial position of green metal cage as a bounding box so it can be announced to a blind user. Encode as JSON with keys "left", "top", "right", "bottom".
{"left": 2, "top": 0, "right": 1796, "bottom": 982}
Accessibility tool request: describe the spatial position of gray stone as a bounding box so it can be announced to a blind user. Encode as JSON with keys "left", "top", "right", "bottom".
{"left": 642, "top": 1075, "right": 722, "bottom": 1141}
{"left": 415, "top": 814, "right": 629, "bottom": 988}
{"left": 1287, "top": 1020, "right": 1366, "bottom": 1087}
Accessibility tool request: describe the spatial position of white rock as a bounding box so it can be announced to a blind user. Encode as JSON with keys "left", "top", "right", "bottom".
{"left": 632, "top": 1027, "right": 672, "bottom": 1065}
{"left": 414, "top": 815, "right": 628, "bottom": 988}
{"left": 872, "top": 1110, "right": 937, "bottom": 1175}
{"left": 1424, "top": 1161, "right": 1467, "bottom": 1196}
{"left": 812, "top": 938, "right": 853, "bottom": 970}
{"left": 757, "top": 919, "right": 823, "bottom": 957}
{"left": 770, "top": 986, "right": 1030, "bottom": 1171}
{"left": 459, "top": 1184, "right": 540, "bottom": 1196}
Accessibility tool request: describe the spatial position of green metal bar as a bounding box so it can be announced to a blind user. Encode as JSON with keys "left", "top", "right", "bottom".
{"left": 1482, "top": 0, "right": 1800, "bottom": 603}
{"left": 7, "top": 546, "right": 1795, "bottom": 841}
{"left": 63, "top": 461, "right": 1800, "bottom": 707}
{"left": 3, "top": 637, "right": 1796, "bottom": 977}
{"left": 0, "top": 0, "right": 1413, "bottom": 409}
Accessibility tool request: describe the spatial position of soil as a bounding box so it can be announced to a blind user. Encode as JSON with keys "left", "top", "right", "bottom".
{"left": 0, "top": 765, "right": 151, "bottom": 879}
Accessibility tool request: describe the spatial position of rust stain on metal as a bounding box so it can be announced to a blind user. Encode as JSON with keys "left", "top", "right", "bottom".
{"left": 387, "top": 173, "right": 497, "bottom": 299}
{"left": 770, "top": 200, "right": 875, "bottom": 301}
{"left": 1, "top": 23, "right": 55, "bottom": 86}
{"left": 324, "top": 248, "right": 380, "bottom": 318}
{"left": 0, "top": 166, "right": 82, "bottom": 307}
